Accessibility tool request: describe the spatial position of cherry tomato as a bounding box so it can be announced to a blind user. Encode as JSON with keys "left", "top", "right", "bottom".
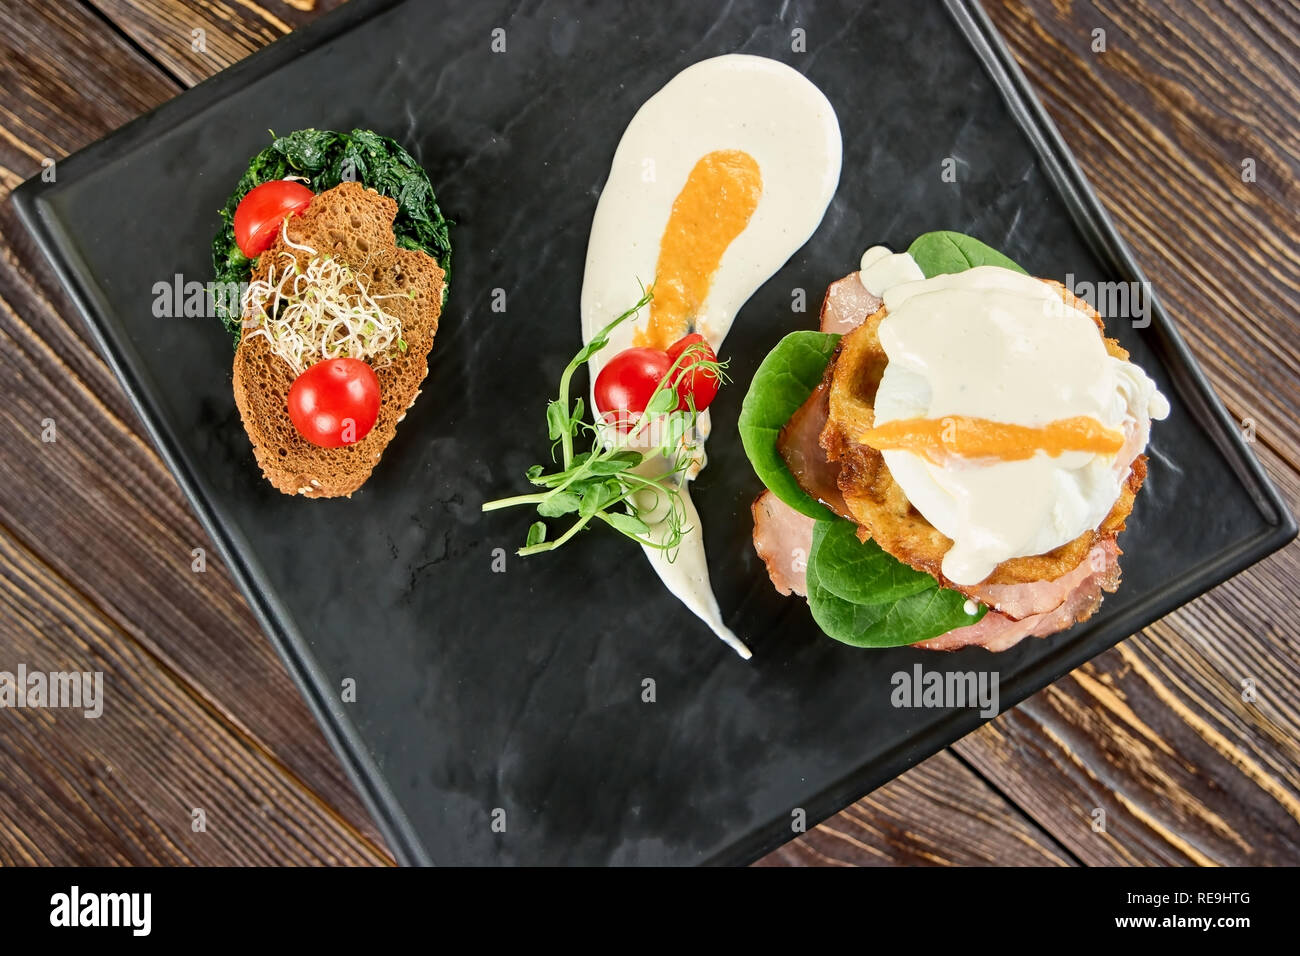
{"left": 666, "top": 333, "right": 721, "bottom": 412}
{"left": 287, "top": 358, "right": 381, "bottom": 448}
{"left": 234, "top": 180, "right": 314, "bottom": 259}
{"left": 594, "top": 347, "right": 671, "bottom": 430}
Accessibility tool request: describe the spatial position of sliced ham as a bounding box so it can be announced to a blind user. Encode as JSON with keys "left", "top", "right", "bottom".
{"left": 749, "top": 487, "right": 1123, "bottom": 652}
{"left": 971, "top": 538, "right": 1120, "bottom": 620}
{"left": 751, "top": 491, "right": 815, "bottom": 596}
{"left": 778, "top": 376, "right": 850, "bottom": 518}
{"left": 915, "top": 541, "right": 1122, "bottom": 652}
{"left": 819, "top": 272, "right": 882, "bottom": 334}
{"left": 770, "top": 270, "right": 879, "bottom": 520}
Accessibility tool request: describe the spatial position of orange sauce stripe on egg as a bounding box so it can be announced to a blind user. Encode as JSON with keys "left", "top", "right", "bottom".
{"left": 636, "top": 149, "right": 763, "bottom": 350}
{"left": 859, "top": 415, "right": 1126, "bottom": 464}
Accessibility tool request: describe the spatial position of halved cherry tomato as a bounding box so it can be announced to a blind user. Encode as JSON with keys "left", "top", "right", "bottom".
{"left": 287, "top": 358, "right": 381, "bottom": 448}
{"left": 234, "top": 180, "right": 314, "bottom": 259}
{"left": 594, "top": 347, "right": 671, "bottom": 431}
{"left": 666, "top": 333, "right": 721, "bottom": 412}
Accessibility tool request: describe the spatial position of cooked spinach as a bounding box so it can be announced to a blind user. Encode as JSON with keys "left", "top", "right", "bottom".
{"left": 211, "top": 128, "right": 452, "bottom": 345}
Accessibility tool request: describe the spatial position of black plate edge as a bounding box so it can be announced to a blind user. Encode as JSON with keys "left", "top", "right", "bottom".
{"left": 701, "top": 0, "right": 1298, "bottom": 867}
{"left": 10, "top": 0, "right": 1296, "bottom": 869}
{"left": 11, "top": 0, "right": 428, "bottom": 867}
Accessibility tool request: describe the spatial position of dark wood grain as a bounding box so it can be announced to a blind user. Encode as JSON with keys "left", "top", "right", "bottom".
{"left": 954, "top": 442, "right": 1300, "bottom": 865}
{"left": 86, "top": 0, "right": 348, "bottom": 87}
{"left": 756, "top": 749, "right": 1075, "bottom": 866}
{"left": 982, "top": 0, "right": 1300, "bottom": 469}
{"left": 0, "top": 0, "right": 1294, "bottom": 867}
{"left": 0, "top": 526, "right": 387, "bottom": 865}
{"left": 0, "top": 1, "right": 175, "bottom": 196}
{"left": 0, "top": 0, "right": 390, "bottom": 865}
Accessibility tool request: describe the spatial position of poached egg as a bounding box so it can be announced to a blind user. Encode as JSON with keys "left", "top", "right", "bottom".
{"left": 859, "top": 248, "right": 1170, "bottom": 586}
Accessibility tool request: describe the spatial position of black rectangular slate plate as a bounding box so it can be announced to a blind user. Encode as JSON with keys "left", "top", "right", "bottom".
{"left": 15, "top": 0, "right": 1295, "bottom": 865}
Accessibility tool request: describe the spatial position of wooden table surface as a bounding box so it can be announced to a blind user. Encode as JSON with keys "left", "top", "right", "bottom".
{"left": 0, "top": 0, "right": 1296, "bottom": 866}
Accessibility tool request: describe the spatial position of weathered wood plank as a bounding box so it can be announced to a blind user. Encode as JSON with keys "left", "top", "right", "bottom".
{"left": 0, "top": 525, "right": 389, "bottom": 865}
{"left": 0, "top": 2, "right": 176, "bottom": 197}
{"left": 984, "top": 0, "right": 1300, "bottom": 468}
{"left": 953, "top": 438, "right": 1300, "bottom": 865}
{"left": 0, "top": 0, "right": 391, "bottom": 860}
{"left": 757, "top": 749, "right": 1075, "bottom": 866}
{"left": 87, "top": 0, "right": 348, "bottom": 87}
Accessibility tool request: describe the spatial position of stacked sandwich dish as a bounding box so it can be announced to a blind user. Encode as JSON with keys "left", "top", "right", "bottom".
{"left": 741, "top": 231, "right": 1170, "bottom": 652}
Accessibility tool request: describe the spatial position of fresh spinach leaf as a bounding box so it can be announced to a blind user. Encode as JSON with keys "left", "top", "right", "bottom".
{"left": 805, "top": 555, "right": 888, "bottom": 644}
{"left": 211, "top": 128, "right": 453, "bottom": 345}
{"left": 809, "top": 519, "right": 936, "bottom": 606}
{"left": 738, "top": 331, "right": 840, "bottom": 521}
{"left": 907, "top": 230, "right": 1026, "bottom": 278}
{"left": 806, "top": 530, "right": 984, "bottom": 647}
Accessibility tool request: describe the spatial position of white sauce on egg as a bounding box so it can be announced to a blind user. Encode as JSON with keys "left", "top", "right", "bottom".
{"left": 867, "top": 255, "right": 1170, "bottom": 586}
{"left": 580, "top": 55, "right": 842, "bottom": 657}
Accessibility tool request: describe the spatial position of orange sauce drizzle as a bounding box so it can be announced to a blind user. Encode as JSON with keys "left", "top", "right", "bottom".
{"left": 635, "top": 149, "right": 762, "bottom": 349}
{"left": 860, "top": 415, "right": 1125, "bottom": 464}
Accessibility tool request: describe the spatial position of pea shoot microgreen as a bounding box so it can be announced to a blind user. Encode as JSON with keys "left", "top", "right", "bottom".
{"left": 481, "top": 289, "right": 729, "bottom": 559}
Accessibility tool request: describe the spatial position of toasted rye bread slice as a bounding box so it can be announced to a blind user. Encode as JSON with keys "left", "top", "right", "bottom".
{"left": 232, "top": 181, "right": 445, "bottom": 498}
{"left": 820, "top": 280, "right": 1146, "bottom": 593}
